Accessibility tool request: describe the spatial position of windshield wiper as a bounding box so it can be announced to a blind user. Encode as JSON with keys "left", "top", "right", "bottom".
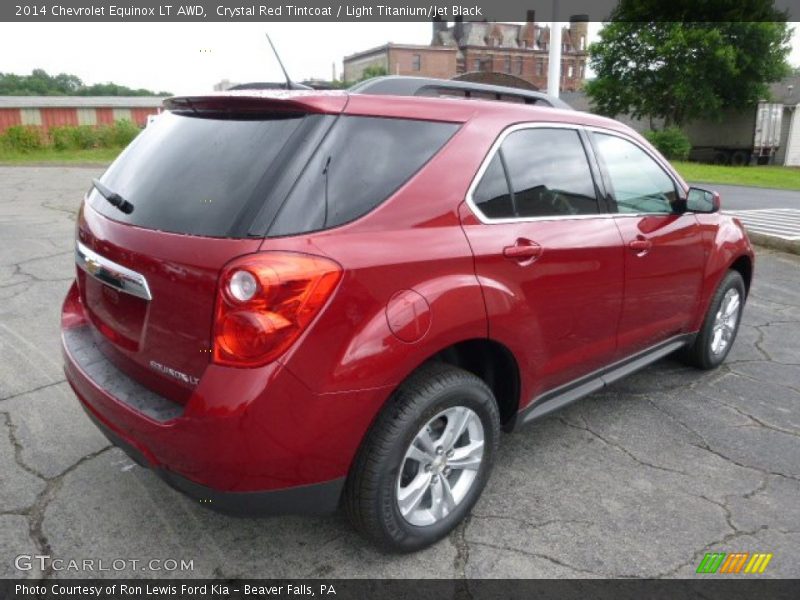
{"left": 92, "top": 179, "right": 134, "bottom": 214}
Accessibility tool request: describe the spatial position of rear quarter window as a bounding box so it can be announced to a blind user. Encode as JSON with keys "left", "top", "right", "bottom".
{"left": 268, "top": 116, "right": 460, "bottom": 236}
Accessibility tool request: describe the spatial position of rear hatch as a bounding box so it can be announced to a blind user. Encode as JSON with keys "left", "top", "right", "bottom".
{"left": 75, "top": 94, "right": 345, "bottom": 404}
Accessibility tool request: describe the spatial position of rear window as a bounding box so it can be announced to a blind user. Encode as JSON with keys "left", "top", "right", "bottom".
{"left": 88, "top": 111, "right": 323, "bottom": 237}
{"left": 267, "top": 116, "right": 459, "bottom": 236}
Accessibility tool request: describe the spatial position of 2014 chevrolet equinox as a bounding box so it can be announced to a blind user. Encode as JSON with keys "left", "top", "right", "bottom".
{"left": 61, "top": 77, "right": 754, "bottom": 552}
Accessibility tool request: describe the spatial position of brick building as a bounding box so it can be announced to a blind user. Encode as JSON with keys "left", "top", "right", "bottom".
{"left": 343, "top": 44, "right": 458, "bottom": 83}
{"left": 343, "top": 13, "right": 589, "bottom": 92}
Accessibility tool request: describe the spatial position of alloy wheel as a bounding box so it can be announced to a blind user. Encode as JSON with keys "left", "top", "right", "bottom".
{"left": 710, "top": 288, "right": 741, "bottom": 356}
{"left": 396, "top": 406, "right": 485, "bottom": 527}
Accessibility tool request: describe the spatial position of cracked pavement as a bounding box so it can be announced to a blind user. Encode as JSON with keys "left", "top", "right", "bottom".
{"left": 0, "top": 166, "right": 798, "bottom": 579}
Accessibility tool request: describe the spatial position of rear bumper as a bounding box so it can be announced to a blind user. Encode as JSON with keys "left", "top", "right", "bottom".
{"left": 79, "top": 400, "right": 343, "bottom": 515}
{"left": 61, "top": 281, "right": 392, "bottom": 514}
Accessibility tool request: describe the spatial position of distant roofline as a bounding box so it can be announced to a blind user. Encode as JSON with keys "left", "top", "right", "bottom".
{"left": 458, "top": 44, "right": 587, "bottom": 53}
{"left": 344, "top": 43, "right": 457, "bottom": 62}
{"left": 441, "top": 21, "right": 566, "bottom": 31}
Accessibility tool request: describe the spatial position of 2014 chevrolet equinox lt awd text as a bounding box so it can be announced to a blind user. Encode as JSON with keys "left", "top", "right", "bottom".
{"left": 61, "top": 77, "right": 754, "bottom": 552}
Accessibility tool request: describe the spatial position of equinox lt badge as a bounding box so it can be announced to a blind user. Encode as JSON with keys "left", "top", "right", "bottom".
{"left": 149, "top": 360, "right": 200, "bottom": 386}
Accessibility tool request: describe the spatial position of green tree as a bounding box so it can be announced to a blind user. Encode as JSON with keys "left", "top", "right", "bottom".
{"left": 333, "top": 65, "right": 388, "bottom": 89}
{"left": 0, "top": 69, "right": 170, "bottom": 96}
{"left": 585, "top": 0, "right": 791, "bottom": 127}
{"left": 359, "top": 65, "right": 388, "bottom": 82}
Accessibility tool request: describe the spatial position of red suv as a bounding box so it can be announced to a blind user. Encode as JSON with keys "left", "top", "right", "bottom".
{"left": 61, "top": 77, "right": 753, "bottom": 552}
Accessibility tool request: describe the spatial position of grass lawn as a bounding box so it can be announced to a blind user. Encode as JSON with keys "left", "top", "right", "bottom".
{"left": 0, "top": 147, "right": 122, "bottom": 165}
{"left": 672, "top": 161, "right": 800, "bottom": 191}
{"left": 2, "top": 147, "right": 800, "bottom": 192}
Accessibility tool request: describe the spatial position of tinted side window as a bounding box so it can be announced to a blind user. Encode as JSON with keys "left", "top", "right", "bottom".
{"left": 503, "top": 128, "right": 599, "bottom": 217}
{"left": 269, "top": 116, "right": 459, "bottom": 236}
{"left": 593, "top": 133, "right": 678, "bottom": 214}
{"left": 470, "top": 127, "right": 599, "bottom": 220}
{"left": 472, "top": 154, "right": 514, "bottom": 218}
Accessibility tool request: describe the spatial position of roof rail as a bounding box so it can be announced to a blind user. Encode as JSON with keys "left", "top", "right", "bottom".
{"left": 349, "top": 76, "right": 573, "bottom": 110}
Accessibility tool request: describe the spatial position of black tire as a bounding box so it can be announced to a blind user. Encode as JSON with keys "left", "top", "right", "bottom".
{"left": 731, "top": 151, "right": 750, "bottom": 167}
{"left": 680, "top": 270, "right": 746, "bottom": 369}
{"left": 343, "top": 362, "right": 500, "bottom": 552}
{"left": 712, "top": 151, "right": 730, "bottom": 165}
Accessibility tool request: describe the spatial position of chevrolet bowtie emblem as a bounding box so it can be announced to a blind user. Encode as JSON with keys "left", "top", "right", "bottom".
{"left": 85, "top": 257, "right": 100, "bottom": 275}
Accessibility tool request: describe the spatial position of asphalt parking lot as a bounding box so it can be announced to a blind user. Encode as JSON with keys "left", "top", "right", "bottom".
{"left": 1, "top": 166, "right": 799, "bottom": 579}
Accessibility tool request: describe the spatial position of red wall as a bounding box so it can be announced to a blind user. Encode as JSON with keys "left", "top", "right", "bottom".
{"left": 131, "top": 107, "right": 158, "bottom": 126}
{"left": 95, "top": 108, "right": 115, "bottom": 125}
{"left": 0, "top": 109, "right": 21, "bottom": 131}
{"left": 40, "top": 108, "right": 79, "bottom": 129}
{"left": 0, "top": 105, "right": 161, "bottom": 134}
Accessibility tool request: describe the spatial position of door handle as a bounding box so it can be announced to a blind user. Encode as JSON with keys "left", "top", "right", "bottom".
{"left": 628, "top": 238, "right": 653, "bottom": 253}
{"left": 503, "top": 240, "right": 542, "bottom": 262}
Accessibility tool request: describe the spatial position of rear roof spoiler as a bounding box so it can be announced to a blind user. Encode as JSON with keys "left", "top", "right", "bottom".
{"left": 163, "top": 92, "right": 348, "bottom": 115}
{"left": 350, "top": 76, "right": 573, "bottom": 110}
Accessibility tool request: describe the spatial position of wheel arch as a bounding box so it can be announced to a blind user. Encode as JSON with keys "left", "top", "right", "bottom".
{"left": 347, "top": 336, "right": 522, "bottom": 484}
{"left": 691, "top": 251, "right": 753, "bottom": 332}
{"left": 729, "top": 254, "right": 753, "bottom": 297}
{"left": 428, "top": 338, "right": 521, "bottom": 431}
{"left": 690, "top": 213, "right": 755, "bottom": 332}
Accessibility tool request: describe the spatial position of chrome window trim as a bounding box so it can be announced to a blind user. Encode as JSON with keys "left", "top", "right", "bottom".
{"left": 464, "top": 122, "right": 599, "bottom": 225}
{"left": 464, "top": 122, "right": 687, "bottom": 225}
{"left": 75, "top": 241, "right": 152, "bottom": 301}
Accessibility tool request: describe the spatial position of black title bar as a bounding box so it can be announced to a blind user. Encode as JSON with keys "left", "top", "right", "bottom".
{"left": 4, "top": 0, "right": 800, "bottom": 22}
{"left": 1, "top": 579, "right": 800, "bottom": 600}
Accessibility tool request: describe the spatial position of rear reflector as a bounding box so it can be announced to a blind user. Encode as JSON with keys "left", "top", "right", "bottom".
{"left": 213, "top": 252, "right": 342, "bottom": 367}
{"left": 61, "top": 280, "right": 87, "bottom": 330}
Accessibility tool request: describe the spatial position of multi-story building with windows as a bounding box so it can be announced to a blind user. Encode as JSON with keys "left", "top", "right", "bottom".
{"left": 343, "top": 12, "right": 589, "bottom": 92}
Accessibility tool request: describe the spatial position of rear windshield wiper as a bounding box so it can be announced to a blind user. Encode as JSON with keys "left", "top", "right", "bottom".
{"left": 92, "top": 179, "right": 134, "bottom": 214}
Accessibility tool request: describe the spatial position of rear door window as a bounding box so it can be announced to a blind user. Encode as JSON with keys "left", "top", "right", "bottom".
{"left": 471, "top": 127, "right": 600, "bottom": 219}
{"left": 89, "top": 111, "right": 327, "bottom": 238}
{"left": 268, "top": 116, "right": 459, "bottom": 236}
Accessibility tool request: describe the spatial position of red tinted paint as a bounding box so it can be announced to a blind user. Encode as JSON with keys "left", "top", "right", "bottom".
{"left": 62, "top": 89, "right": 754, "bottom": 503}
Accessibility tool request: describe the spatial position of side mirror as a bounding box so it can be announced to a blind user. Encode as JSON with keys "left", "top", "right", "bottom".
{"left": 686, "top": 187, "right": 721, "bottom": 213}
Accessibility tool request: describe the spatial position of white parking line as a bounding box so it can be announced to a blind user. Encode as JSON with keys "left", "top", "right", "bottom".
{"left": 724, "top": 209, "right": 800, "bottom": 241}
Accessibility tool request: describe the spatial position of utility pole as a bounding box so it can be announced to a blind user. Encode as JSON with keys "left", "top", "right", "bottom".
{"left": 547, "top": 0, "right": 562, "bottom": 97}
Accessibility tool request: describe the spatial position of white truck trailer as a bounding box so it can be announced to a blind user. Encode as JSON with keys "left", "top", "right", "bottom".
{"left": 686, "top": 101, "right": 783, "bottom": 166}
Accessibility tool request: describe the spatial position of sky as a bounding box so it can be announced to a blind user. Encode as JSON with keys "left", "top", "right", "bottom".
{"left": 0, "top": 21, "right": 799, "bottom": 94}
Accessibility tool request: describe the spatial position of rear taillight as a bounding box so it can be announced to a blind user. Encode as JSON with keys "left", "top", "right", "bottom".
{"left": 213, "top": 252, "right": 342, "bottom": 367}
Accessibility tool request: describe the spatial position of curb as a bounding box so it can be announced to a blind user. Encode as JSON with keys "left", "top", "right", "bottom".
{"left": 749, "top": 232, "right": 800, "bottom": 256}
